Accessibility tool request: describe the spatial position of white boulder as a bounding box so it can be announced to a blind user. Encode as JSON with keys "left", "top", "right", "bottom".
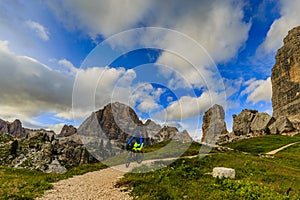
{"left": 212, "top": 167, "right": 235, "bottom": 179}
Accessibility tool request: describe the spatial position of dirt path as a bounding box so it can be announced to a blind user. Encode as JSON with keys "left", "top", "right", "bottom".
{"left": 38, "top": 155, "right": 199, "bottom": 200}
{"left": 266, "top": 142, "right": 299, "bottom": 155}
{"left": 37, "top": 167, "right": 131, "bottom": 200}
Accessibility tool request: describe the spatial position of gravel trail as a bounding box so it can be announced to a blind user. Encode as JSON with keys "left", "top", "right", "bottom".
{"left": 38, "top": 155, "right": 199, "bottom": 200}
{"left": 266, "top": 142, "right": 299, "bottom": 155}
{"left": 37, "top": 167, "right": 132, "bottom": 200}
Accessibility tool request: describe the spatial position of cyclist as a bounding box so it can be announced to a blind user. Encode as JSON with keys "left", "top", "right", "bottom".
{"left": 126, "top": 129, "right": 144, "bottom": 152}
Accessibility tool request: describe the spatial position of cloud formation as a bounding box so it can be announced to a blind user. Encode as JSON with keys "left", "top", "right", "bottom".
{"left": 259, "top": 0, "right": 300, "bottom": 53}
{"left": 48, "top": 0, "right": 250, "bottom": 62}
{"left": 0, "top": 40, "right": 72, "bottom": 121}
{"left": 160, "top": 91, "right": 225, "bottom": 120}
{"left": 47, "top": 0, "right": 152, "bottom": 38}
{"left": 58, "top": 58, "right": 78, "bottom": 76}
{"left": 25, "top": 20, "right": 50, "bottom": 41}
{"left": 241, "top": 77, "right": 272, "bottom": 104}
{"left": 0, "top": 40, "right": 140, "bottom": 128}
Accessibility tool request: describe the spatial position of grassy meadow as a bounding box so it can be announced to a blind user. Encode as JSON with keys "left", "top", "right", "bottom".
{"left": 1, "top": 134, "right": 300, "bottom": 199}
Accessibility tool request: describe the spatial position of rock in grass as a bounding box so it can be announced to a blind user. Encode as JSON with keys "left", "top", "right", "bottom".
{"left": 46, "top": 158, "right": 67, "bottom": 174}
{"left": 212, "top": 167, "right": 235, "bottom": 179}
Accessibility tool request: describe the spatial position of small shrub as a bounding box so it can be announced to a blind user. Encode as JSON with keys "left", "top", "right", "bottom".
{"left": 10, "top": 140, "right": 18, "bottom": 156}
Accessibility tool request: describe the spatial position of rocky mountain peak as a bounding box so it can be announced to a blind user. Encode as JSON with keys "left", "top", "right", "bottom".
{"left": 59, "top": 125, "right": 77, "bottom": 137}
{"left": 0, "top": 118, "right": 26, "bottom": 138}
{"left": 272, "top": 26, "right": 300, "bottom": 122}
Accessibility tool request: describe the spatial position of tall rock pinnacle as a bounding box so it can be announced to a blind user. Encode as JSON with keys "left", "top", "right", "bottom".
{"left": 271, "top": 26, "right": 300, "bottom": 122}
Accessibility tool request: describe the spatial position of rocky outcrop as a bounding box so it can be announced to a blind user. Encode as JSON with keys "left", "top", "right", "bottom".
{"left": 59, "top": 125, "right": 77, "bottom": 137}
{"left": 272, "top": 26, "right": 300, "bottom": 123}
{"left": 0, "top": 119, "right": 26, "bottom": 138}
{"left": 78, "top": 102, "right": 192, "bottom": 147}
{"left": 269, "top": 116, "right": 295, "bottom": 135}
{"left": 217, "top": 110, "right": 280, "bottom": 144}
{"left": 173, "top": 130, "right": 193, "bottom": 143}
{"left": 78, "top": 102, "right": 193, "bottom": 161}
{"left": 0, "top": 102, "right": 193, "bottom": 172}
{"left": 0, "top": 131, "right": 97, "bottom": 173}
{"left": 250, "top": 113, "right": 276, "bottom": 135}
{"left": 232, "top": 110, "right": 276, "bottom": 137}
{"left": 233, "top": 109, "right": 258, "bottom": 136}
{"left": 201, "top": 104, "right": 228, "bottom": 144}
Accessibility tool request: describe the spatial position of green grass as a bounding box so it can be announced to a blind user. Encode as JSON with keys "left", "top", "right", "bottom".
{"left": 2, "top": 134, "right": 300, "bottom": 199}
{"left": 119, "top": 149, "right": 300, "bottom": 199}
{"left": 224, "top": 134, "right": 300, "bottom": 154}
{"left": 118, "top": 135, "right": 300, "bottom": 199}
{"left": 0, "top": 162, "right": 106, "bottom": 200}
{"left": 0, "top": 140, "right": 202, "bottom": 199}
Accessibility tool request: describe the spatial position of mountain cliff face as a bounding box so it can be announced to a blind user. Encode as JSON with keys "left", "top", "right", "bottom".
{"left": 78, "top": 102, "right": 192, "bottom": 146}
{"left": 201, "top": 104, "right": 228, "bottom": 144}
{"left": 272, "top": 26, "right": 300, "bottom": 124}
{"left": 0, "top": 119, "right": 26, "bottom": 138}
{"left": 77, "top": 102, "right": 192, "bottom": 161}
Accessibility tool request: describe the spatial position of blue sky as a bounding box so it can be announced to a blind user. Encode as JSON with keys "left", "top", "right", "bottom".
{"left": 0, "top": 0, "right": 300, "bottom": 139}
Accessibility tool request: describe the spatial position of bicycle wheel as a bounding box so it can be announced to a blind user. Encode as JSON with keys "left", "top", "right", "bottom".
{"left": 136, "top": 151, "right": 144, "bottom": 164}
{"left": 125, "top": 152, "right": 133, "bottom": 168}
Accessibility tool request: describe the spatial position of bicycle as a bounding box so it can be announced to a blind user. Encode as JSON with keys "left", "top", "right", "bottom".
{"left": 125, "top": 149, "right": 144, "bottom": 167}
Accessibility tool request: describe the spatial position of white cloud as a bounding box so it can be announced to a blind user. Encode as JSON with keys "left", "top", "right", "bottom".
{"left": 47, "top": 0, "right": 152, "bottom": 38}
{"left": 159, "top": 91, "right": 225, "bottom": 120}
{"left": 47, "top": 1, "right": 250, "bottom": 107}
{"left": 128, "top": 83, "right": 164, "bottom": 113}
{"left": 72, "top": 66, "right": 131, "bottom": 119}
{"left": 241, "top": 77, "right": 272, "bottom": 104}
{"left": 137, "top": 99, "right": 161, "bottom": 113}
{"left": 167, "top": 96, "right": 173, "bottom": 102}
{"left": 0, "top": 40, "right": 73, "bottom": 121}
{"left": 25, "top": 20, "right": 50, "bottom": 41}
{"left": 0, "top": 40, "right": 10, "bottom": 52}
{"left": 259, "top": 0, "right": 300, "bottom": 53}
{"left": 58, "top": 58, "right": 78, "bottom": 76}
{"left": 0, "top": 40, "right": 140, "bottom": 126}
{"left": 48, "top": 1, "right": 250, "bottom": 61}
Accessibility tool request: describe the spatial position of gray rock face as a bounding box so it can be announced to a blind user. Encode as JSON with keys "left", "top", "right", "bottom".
{"left": 0, "top": 119, "right": 26, "bottom": 138}
{"left": 272, "top": 26, "right": 300, "bottom": 122}
{"left": 218, "top": 111, "right": 279, "bottom": 144}
{"left": 45, "top": 158, "right": 67, "bottom": 174}
{"left": 212, "top": 167, "right": 235, "bottom": 179}
{"left": 0, "top": 102, "right": 193, "bottom": 172}
{"left": 202, "top": 104, "right": 228, "bottom": 144}
{"left": 59, "top": 125, "right": 77, "bottom": 137}
{"left": 77, "top": 102, "right": 193, "bottom": 161}
{"left": 250, "top": 113, "right": 276, "bottom": 135}
{"left": 233, "top": 109, "right": 258, "bottom": 136}
{"left": 173, "top": 130, "right": 193, "bottom": 143}
{"left": 78, "top": 102, "right": 192, "bottom": 146}
{"left": 0, "top": 131, "right": 98, "bottom": 173}
{"left": 269, "top": 116, "right": 295, "bottom": 135}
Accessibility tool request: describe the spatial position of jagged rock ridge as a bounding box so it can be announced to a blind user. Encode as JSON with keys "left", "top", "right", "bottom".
{"left": 78, "top": 102, "right": 192, "bottom": 161}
